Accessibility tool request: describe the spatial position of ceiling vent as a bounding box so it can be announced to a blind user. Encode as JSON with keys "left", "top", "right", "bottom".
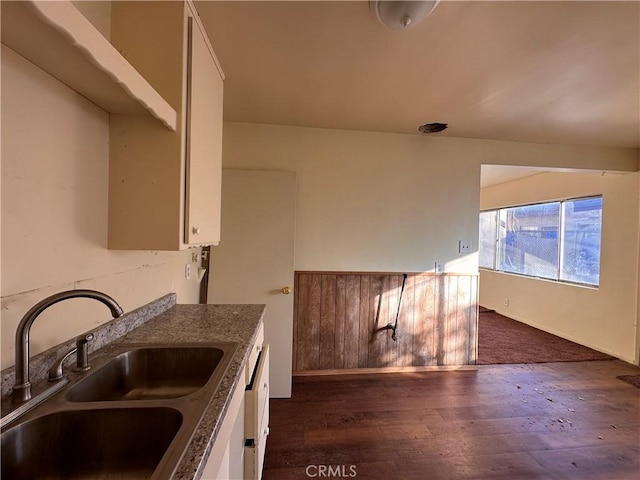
{"left": 418, "top": 123, "right": 448, "bottom": 134}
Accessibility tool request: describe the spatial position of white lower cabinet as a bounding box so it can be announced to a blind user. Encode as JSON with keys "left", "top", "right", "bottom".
{"left": 204, "top": 326, "right": 269, "bottom": 480}
{"left": 228, "top": 396, "right": 247, "bottom": 480}
{"left": 201, "top": 377, "right": 245, "bottom": 479}
{"left": 244, "top": 345, "right": 270, "bottom": 480}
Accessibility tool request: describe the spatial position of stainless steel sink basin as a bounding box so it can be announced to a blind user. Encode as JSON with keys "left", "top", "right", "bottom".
{"left": 67, "top": 346, "right": 225, "bottom": 402}
{"left": 1, "top": 407, "right": 182, "bottom": 479}
{"left": 1, "top": 342, "right": 238, "bottom": 478}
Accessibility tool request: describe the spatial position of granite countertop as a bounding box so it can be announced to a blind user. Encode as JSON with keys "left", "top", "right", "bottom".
{"left": 113, "top": 303, "right": 266, "bottom": 479}
{"left": 1, "top": 296, "right": 266, "bottom": 480}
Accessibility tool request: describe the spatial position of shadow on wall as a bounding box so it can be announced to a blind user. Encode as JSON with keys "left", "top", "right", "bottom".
{"left": 292, "top": 272, "right": 479, "bottom": 371}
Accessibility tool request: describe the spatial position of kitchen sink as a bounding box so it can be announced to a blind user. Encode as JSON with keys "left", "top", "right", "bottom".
{"left": 1, "top": 342, "right": 238, "bottom": 478}
{"left": 1, "top": 407, "right": 182, "bottom": 479}
{"left": 67, "top": 346, "right": 226, "bottom": 402}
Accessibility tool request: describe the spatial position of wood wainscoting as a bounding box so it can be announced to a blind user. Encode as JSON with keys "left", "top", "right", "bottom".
{"left": 292, "top": 272, "right": 478, "bottom": 373}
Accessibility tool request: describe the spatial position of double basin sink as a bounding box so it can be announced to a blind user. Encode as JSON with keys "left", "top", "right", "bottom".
{"left": 1, "top": 342, "right": 238, "bottom": 479}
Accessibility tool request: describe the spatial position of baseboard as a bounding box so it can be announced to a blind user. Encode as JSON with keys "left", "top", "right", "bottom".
{"left": 293, "top": 365, "right": 479, "bottom": 376}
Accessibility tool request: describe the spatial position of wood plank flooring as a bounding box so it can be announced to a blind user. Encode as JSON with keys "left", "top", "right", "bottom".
{"left": 264, "top": 360, "right": 640, "bottom": 480}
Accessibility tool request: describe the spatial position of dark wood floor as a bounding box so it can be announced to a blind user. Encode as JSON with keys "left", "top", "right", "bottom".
{"left": 264, "top": 361, "right": 640, "bottom": 480}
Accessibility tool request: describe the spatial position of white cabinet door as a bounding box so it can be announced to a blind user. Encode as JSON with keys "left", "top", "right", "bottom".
{"left": 185, "top": 16, "right": 223, "bottom": 246}
{"left": 245, "top": 344, "right": 270, "bottom": 441}
{"left": 244, "top": 345, "right": 270, "bottom": 480}
{"left": 108, "top": 2, "right": 224, "bottom": 251}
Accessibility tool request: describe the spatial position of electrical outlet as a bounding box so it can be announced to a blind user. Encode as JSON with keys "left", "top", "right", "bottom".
{"left": 503, "top": 298, "right": 509, "bottom": 307}
{"left": 458, "top": 239, "right": 471, "bottom": 253}
{"left": 435, "top": 262, "right": 444, "bottom": 274}
{"left": 185, "top": 263, "right": 192, "bottom": 280}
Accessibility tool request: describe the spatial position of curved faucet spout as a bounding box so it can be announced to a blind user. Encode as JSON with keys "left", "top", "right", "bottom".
{"left": 12, "top": 289, "right": 124, "bottom": 404}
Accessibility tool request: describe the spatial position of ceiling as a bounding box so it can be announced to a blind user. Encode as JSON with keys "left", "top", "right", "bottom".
{"left": 480, "top": 165, "right": 550, "bottom": 188}
{"left": 196, "top": 1, "right": 639, "bottom": 149}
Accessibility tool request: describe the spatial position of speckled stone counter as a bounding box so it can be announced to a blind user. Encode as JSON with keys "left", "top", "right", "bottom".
{"left": 1, "top": 296, "right": 266, "bottom": 480}
{"left": 112, "top": 303, "right": 266, "bottom": 479}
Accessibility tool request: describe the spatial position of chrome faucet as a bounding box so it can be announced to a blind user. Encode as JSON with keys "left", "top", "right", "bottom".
{"left": 12, "top": 289, "right": 123, "bottom": 404}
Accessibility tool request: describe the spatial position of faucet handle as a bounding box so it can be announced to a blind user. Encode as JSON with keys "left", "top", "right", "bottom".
{"left": 73, "top": 333, "right": 95, "bottom": 372}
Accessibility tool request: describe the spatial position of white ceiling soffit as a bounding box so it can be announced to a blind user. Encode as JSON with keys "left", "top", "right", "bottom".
{"left": 197, "top": 1, "right": 640, "bottom": 149}
{"left": 481, "top": 165, "right": 549, "bottom": 188}
{"left": 479, "top": 164, "right": 631, "bottom": 188}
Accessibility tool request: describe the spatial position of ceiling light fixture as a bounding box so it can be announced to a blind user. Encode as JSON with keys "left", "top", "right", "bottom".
{"left": 369, "top": 0, "right": 440, "bottom": 30}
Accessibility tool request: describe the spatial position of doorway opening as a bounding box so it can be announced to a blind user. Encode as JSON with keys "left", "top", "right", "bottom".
{"left": 477, "top": 165, "right": 624, "bottom": 364}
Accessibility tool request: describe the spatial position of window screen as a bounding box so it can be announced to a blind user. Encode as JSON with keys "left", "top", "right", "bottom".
{"left": 497, "top": 202, "right": 560, "bottom": 280}
{"left": 560, "top": 197, "right": 602, "bottom": 285}
{"left": 479, "top": 211, "right": 497, "bottom": 269}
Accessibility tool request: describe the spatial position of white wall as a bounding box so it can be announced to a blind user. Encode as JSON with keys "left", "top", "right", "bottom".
{"left": 223, "top": 123, "right": 481, "bottom": 273}
{"left": 71, "top": 0, "right": 111, "bottom": 40}
{"left": 0, "top": 46, "right": 202, "bottom": 369}
{"left": 222, "top": 122, "right": 636, "bottom": 275}
{"left": 637, "top": 167, "right": 640, "bottom": 364}
{"left": 479, "top": 170, "right": 640, "bottom": 363}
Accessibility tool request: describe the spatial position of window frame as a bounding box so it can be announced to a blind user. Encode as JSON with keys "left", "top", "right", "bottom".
{"left": 479, "top": 195, "right": 603, "bottom": 288}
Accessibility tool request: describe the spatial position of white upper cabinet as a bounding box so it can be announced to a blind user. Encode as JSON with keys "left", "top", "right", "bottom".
{"left": 108, "top": 1, "right": 224, "bottom": 250}
{"left": 185, "top": 17, "right": 224, "bottom": 245}
{"left": 2, "top": 0, "right": 223, "bottom": 251}
{"left": 0, "top": 1, "right": 177, "bottom": 130}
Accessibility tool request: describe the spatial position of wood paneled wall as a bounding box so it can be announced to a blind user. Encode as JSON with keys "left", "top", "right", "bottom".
{"left": 293, "top": 272, "right": 478, "bottom": 372}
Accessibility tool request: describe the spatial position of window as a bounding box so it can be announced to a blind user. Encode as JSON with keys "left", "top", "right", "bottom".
{"left": 560, "top": 197, "right": 603, "bottom": 285}
{"left": 479, "top": 196, "right": 602, "bottom": 286}
{"left": 479, "top": 211, "right": 497, "bottom": 269}
{"left": 497, "top": 202, "right": 560, "bottom": 280}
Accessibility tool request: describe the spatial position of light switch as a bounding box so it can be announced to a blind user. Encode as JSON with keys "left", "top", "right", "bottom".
{"left": 458, "top": 240, "right": 471, "bottom": 253}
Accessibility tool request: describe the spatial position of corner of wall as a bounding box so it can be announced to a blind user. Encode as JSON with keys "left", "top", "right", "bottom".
{"left": 636, "top": 169, "right": 640, "bottom": 365}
